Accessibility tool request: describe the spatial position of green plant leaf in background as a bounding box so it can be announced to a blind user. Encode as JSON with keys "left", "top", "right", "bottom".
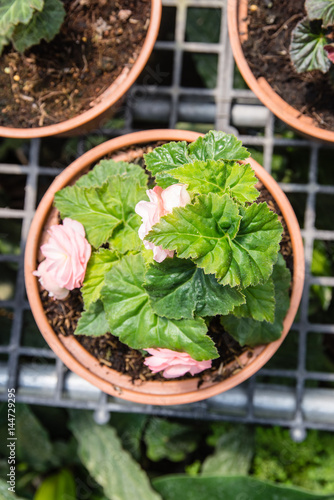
{"left": 75, "top": 159, "right": 148, "bottom": 189}
{"left": 221, "top": 254, "right": 291, "bottom": 346}
{"left": 306, "top": 0, "right": 334, "bottom": 27}
{"left": 75, "top": 300, "right": 109, "bottom": 337}
{"left": 69, "top": 411, "right": 162, "bottom": 500}
{"left": 290, "top": 17, "right": 330, "bottom": 74}
{"left": 144, "top": 418, "right": 201, "bottom": 462}
{"left": 311, "top": 240, "right": 333, "bottom": 313}
{"left": 55, "top": 175, "right": 146, "bottom": 249}
{"left": 253, "top": 426, "right": 334, "bottom": 493}
{"left": 109, "top": 413, "right": 148, "bottom": 461}
{"left": 33, "top": 469, "right": 76, "bottom": 500}
{"left": 12, "top": 0, "right": 65, "bottom": 53}
{"left": 81, "top": 249, "right": 119, "bottom": 308}
{"left": 201, "top": 423, "right": 254, "bottom": 476}
{"left": 232, "top": 277, "right": 275, "bottom": 323}
{"left": 144, "top": 258, "right": 245, "bottom": 319}
{"left": 190, "top": 53, "right": 218, "bottom": 89}
{"left": 147, "top": 195, "right": 282, "bottom": 288}
{"left": 0, "top": 479, "right": 25, "bottom": 500}
{"left": 185, "top": 8, "right": 221, "bottom": 88}
{"left": 15, "top": 404, "right": 55, "bottom": 472}
{"left": 185, "top": 460, "right": 202, "bottom": 477}
{"left": 101, "top": 254, "right": 218, "bottom": 361}
{"left": 0, "top": 219, "right": 21, "bottom": 256}
{"left": 144, "top": 141, "right": 191, "bottom": 189}
{"left": 168, "top": 159, "right": 258, "bottom": 204}
{"left": 152, "top": 475, "right": 334, "bottom": 500}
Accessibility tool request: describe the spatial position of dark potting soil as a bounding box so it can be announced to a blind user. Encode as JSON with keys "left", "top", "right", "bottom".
{"left": 242, "top": 0, "right": 334, "bottom": 131}
{"left": 0, "top": 0, "right": 150, "bottom": 129}
{"left": 40, "top": 181, "right": 293, "bottom": 384}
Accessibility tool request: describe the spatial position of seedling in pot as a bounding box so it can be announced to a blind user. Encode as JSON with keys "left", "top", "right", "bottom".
{"left": 290, "top": 0, "right": 334, "bottom": 74}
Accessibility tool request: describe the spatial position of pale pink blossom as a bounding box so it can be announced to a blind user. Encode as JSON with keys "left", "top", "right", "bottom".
{"left": 144, "top": 348, "right": 212, "bottom": 378}
{"left": 33, "top": 218, "right": 91, "bottom": 299}
{"left": 33, "top": 260, "right": 69, "bottom": 300}
{"left": 135, "top": 184, "right": 190, "bottom": 262}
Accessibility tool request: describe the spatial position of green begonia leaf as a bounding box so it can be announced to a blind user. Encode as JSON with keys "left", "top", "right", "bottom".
{"left": 146, "top": 194, "right": 282, "bottom": 288}
{"left": 144, "top": 258, "right": 245, "bottom": 319}
{"left": 144, "top": 131, "right": 250, "bottom": 189}
{"left": 69, "top": 411, "right": 162, "bottom": 500}
{"left": 306, "top": 0, "right": 334, "bottom": 27}
{"left": 144, "top": 141, "right": 191, "bottom": 188}
{"left": 220, "top": 254, "right": 291, "bottom": 346}
{"left": 233, "top": 278, "right": 275, "bottom": 323}
{"left": 188, "top": 131, "right": 250, "bottom": 162}
{"left": 201, "top": 424, "right": 254, "bottom": 476}
{"left": 75, "top": 159, "right": 148, "bottom": 189}
{"left": 0, "top": 26, "right": 14, "bottom": 54}
{"left": 12, "top": 0, "right": 65, "bottom": 53}
{"left": 169, "top": 159, "right": 258, "bottom": 204}
{"left": 55, "top": 175, "right": 146, "bottom": 249}
{"left": 107, "top": 215, "right": 142, "bottom": 254}
{"left": 101, "top": 254, "right": 218, "bottom": 361}
{"left": 153, "top": 475, "right": 334, "bottom": 500}
{"left": 290, "top": 17, "right": 330, "bottom": 73}
{"left": 75, "top": 300, "right": 109, "bottom": 337}
{"left": 0, "top": 0, "right": 43, "bottom": 37}
{"left": 82, "top": 248, "right": 119, "bottom": 308}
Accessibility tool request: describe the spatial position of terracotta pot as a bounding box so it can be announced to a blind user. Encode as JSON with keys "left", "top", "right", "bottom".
{"left": 0, "top": 0, "right": 161, "bottom": 139}
{"left": 227, "top": 0, "right": 334, "bottom": 143}
{"left": 24, "top": 129, "right": 305, "bottom": 405}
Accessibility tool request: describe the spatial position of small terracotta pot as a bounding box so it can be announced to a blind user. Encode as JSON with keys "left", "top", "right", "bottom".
{"left": 0, "top": 0, "right": 161, "bottom": 139}
{"left": 227, "top": 0, "right": 334, "bottom": 143}
{"left": 24, "top": 129, "right": 305, "bottom": 405}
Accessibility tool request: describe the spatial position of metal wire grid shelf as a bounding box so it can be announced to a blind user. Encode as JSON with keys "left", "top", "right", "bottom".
{"left": 0, "top": 0, "right": 334, "bottom": 437}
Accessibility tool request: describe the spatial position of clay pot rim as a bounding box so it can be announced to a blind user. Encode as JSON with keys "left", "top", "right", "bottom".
{"left": 227, "top": 0, "right": 334, "bottom": 143}
{"left": 0, "top": 0, "right": 161, "bottom": 139}
{"left": 24, "top": 129, "right": 305, "bottom": 405}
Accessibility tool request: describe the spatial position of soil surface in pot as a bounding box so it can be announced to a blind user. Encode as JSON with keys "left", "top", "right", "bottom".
{"left": 242, "top": 0, "right": 334, "bottom": 132}
{"left": 0, "top": 0, "right": 150, "bottom": 129}
{"left": 40, "top": 173, "right": 293, "bottom": 384}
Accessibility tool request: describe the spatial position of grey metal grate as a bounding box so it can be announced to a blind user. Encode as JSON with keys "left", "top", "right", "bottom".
{"left": 1, "top": 0, "right": 334, "bottom": 437}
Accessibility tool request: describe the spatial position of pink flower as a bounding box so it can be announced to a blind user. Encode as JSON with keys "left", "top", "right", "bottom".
{"left": 33, "top": 260, "right": 69, "bottom": 300}
{"left": 33, "top": 218, "right": 91, "bottom": 299}
{"left": 324, "top": 44, "right": 334, "bottom": 64}
{"left": 135, "top": 184, "right": 190, "bottom": 262}
{"left": 144, "top": 348, "right": 212, "bottom": 378}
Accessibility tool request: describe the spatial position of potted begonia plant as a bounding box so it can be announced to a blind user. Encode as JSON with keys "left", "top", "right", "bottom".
{"left": 24, "top": 129, "right": 304, "bottom": 405}
{"left": 0, "top": 0, "right": 161, "bottom": 138}
{"left": 227, "top": 0, "right": 334, "bottom": 142}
